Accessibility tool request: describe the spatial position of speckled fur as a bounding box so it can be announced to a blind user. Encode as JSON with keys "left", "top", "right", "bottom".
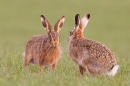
{"left": 69, "top": 14, "right": 119, "bottom": 76}
{"left": 24, "top": 15, "right": 65, "bottom": 70}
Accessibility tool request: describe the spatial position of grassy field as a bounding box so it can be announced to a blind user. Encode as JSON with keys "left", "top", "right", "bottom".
{"left": 0, "top": 0, "right": 130, "bottom": 86}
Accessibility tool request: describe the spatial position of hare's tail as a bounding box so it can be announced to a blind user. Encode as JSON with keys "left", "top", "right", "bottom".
{"left": 106, "top": 64, "right": 119, "bottom": 76}
{"left": 22, "top": 52, "right": 25, "bottom": 57}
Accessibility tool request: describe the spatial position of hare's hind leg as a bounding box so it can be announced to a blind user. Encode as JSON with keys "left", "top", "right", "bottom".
{"left": 39, "top": 66, "right": 45, "bottom": 71}
{"left": 79, "top": 65, "right": 86, "bottom": 75}
{"left": 87, "top": 63, "right": 101, "bottom": 76}
{"left": 52, "top": 63, "right": 57, "bottom": 70}
{"left": 24, "top": 53, "right": 32, "bottom": 69}
{"left": 39, "top": 58, "right": 45, "bottom": 71}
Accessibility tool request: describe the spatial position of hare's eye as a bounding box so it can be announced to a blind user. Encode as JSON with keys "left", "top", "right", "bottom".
{"left": 70, "top": 31, "right": 73, "bottom": 36}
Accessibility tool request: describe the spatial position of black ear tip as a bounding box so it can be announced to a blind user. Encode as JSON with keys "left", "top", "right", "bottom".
{"left": 62, "top": 16, "right": 65, "bottom": 18}
{"left": 75, "top": 14, "right": 80, "bottom": 20}
{"left": 87, "top": 14, "right": 90, "bottom": 19}
{"left": 75, "top": 14, "right": 80, "bottom": 26}
{"left": 41, "top": 15, "right": 44, "bottom": 17}
{"left": 75, "top": 14, "right": 80, "bottom": 18}
{"left": 76, "top": 14, "right": 79, "bottom": 16}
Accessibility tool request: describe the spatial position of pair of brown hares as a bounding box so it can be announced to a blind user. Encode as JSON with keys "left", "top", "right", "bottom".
{"left": 23, "top": 14, "right": 119, "bottom": 76}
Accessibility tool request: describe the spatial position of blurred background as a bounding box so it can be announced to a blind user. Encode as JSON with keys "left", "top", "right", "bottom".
{"left": 0, "top": 0, "right": 130, "bottom": 66}
{"left": 0, "top": 0, "right": 130, "bottom": 85}
{"left": 0, "top": 0, "right": 130, "bottom": 53}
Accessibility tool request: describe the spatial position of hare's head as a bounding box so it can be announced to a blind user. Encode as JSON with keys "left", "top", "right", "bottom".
{"left": 41, "top": 15, "right": 65, "bottom": 47}
{"left": 70, "top": 14, "right": 90, "bottom": 39}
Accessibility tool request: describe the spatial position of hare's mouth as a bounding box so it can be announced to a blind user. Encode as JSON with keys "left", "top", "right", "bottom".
{"left": 52, "top": 44, "right": 59, "bottom": 48}
{"left": 52, "top": 45, "right": 56, "bottom": 48}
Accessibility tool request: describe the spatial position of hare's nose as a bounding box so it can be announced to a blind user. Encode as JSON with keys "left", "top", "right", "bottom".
{"left": 54, "top": 42, "right": 59, "bottom": 47}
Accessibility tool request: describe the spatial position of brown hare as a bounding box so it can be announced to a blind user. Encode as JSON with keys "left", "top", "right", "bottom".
{"left": 69, "top": 14, "right": 119, "bottom": 76}
{"left": 23, "top": 15, "right": 65, "bottom": 70}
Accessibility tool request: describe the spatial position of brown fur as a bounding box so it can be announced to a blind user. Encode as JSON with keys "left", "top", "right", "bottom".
{"left": 69, "top": 14, "right": 118, "bottom": 76}
{"left": 24, "top": 15, "right": 65, "bottom": 70}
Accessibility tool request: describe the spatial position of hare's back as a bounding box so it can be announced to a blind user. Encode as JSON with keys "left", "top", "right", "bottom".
{"left": 85, "top": 39, "right": 115, "bottom": 59}
{"left": 83, "top": 39, "right": 117, "bottom": 72}
{"left": 25, "top": 34, "right": 48, "bottom": 52}
{"left": 70, "top": 39, "right": 117, "bottom": 65}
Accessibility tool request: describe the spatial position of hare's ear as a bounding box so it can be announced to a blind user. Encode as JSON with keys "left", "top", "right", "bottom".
{"left": 54, "top": 16, "right": 65, "bottom": 33}
{"left": 79, "top": 14, "right": 90, "bottom": 32}
{"left": 41, "top": 15, "right": 52, "bottom": 32}
{"left": 75, "top": 14, "right": 80, "bottom": 28}
{"left": 73, "top": 14, "right": 80, "bottom": 34}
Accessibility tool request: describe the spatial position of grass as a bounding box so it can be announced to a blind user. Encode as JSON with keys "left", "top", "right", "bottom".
{"left": 0, "top": 0, "right": 130, "bottom": 86}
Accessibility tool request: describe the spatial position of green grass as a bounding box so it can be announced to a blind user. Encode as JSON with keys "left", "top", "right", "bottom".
{"left": 0, "top": 0, "right": 130, "bottom": 86}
